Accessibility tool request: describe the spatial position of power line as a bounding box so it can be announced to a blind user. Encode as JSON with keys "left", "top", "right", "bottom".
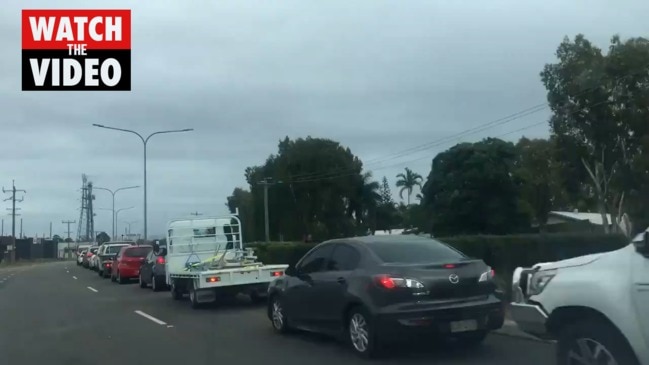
{"left": 284, "top": 67, "right": 649, "bottom": 183}
{"left": 2, "top": 180, "right": 26, "bottom": 263}
{"left": 287, "top": 96, "right": 618, "bottom": 184}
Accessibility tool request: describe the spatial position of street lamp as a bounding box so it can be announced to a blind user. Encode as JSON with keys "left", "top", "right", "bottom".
{"left": 115, "top": 206, "right": 134, "bottom": 234}
{"left": 94, "top": 185, "right": 140, "bottom": 239}
{"left": 92, "top": 124, "right": 193, "bottom": 241}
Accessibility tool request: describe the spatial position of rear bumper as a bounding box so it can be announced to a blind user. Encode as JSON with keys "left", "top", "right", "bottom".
{"left": 118, "top": 267, "right": 140, "bottom": 278}
{"left": 374, "top": 295, "right": 504, "bottom": 341}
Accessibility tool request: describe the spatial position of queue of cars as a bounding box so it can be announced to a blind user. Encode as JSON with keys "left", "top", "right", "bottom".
{"left": 74, "top": 232, "right": 506, "bottom": 359}
{"left": 76, "top": 241, "right": 167, "bottom": 290}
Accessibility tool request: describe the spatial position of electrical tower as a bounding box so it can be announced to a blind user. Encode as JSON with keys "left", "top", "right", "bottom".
{"left": 3, "top": 180, "right": 26, "bottom": 262}
{"left": 76, "top": 174, "right": 95, "bottom": 242}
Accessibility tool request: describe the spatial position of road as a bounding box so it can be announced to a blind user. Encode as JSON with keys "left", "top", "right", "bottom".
{"left": 0, "top": 262, "right": 556, "bottom": 365}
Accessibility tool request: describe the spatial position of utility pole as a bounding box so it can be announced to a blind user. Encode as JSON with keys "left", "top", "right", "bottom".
{"left": 49, "top": 222, "right": 52, "bottom": 238}
{"left": 62, "top": 220, "right": 75, "bottom": 260}
{"left": 20, "top": 218, "right": 23, "bottom": 238}
{"left": 62, "top": 220, "right": 75, "bottom": 239}
{"left": 3, "top": 180, "right": 26, "bottom": 262}
{"left": 257, "top": 178, "right": 280, "bottom": 242}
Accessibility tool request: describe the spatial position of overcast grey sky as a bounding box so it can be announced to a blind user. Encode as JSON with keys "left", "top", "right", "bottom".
{"left": 1, "top": 0, "right": 647, "bottom": 239}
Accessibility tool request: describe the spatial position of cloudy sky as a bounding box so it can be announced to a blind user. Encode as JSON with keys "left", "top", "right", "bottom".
{"left": 1, "top": 0, "right": 646, "bottom": 240}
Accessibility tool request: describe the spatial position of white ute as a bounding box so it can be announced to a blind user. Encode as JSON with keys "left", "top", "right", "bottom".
{"left": 510, "top": 228, "right": 649, "bottom": 365}
{"left": 161, "top": 215, "right": 288, "bottom": 308}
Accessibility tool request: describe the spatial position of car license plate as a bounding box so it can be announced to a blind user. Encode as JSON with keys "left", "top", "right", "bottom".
{"left": 450, "top": 319, "right": 478, "bottom": 333}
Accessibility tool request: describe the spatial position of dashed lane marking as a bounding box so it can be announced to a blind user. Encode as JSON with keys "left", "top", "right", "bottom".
{"left": 134, "top": 310, "right": 168, "bottom": 326}
{"left": 72, "top": 276, "right": 77, "bottom": 280}
{"left": 87, "top": 286, "right": 98, "bottom": 293}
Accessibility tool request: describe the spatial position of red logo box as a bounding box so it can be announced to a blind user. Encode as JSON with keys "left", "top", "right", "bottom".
{"left": 21, "top": 9, "right": 131, "bottom": 91}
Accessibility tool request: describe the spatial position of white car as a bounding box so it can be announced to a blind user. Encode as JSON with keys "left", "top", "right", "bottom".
{"left": 510, "top": 228, "right": 649, "bottom": 365}
{"left": 77, "top": 249, "right": 87, "bottom": 265}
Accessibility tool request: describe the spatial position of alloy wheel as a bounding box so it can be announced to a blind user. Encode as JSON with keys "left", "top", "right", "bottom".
{"left": 349, "top": 313, "right": 369, "bottom": 353}
{"left": 271, "top": 300, "right": 284, "bottom": 330}
{"left": 567, "top": 338, "right": 619, "bottom": 365}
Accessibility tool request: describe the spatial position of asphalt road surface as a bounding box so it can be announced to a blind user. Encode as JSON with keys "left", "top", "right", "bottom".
{"left": 0, "top": 261, "right": 556, "bottom": 365}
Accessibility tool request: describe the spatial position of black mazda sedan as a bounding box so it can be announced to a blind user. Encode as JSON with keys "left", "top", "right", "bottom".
{"left": 267, "top": 235, "right": 505, "bottom": 358}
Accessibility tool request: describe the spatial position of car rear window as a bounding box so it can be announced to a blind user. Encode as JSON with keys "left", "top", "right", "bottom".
{"left": 367, "top": 240, "right": 465, "bottom": 264}
{"left": 106, "top": 245, "right": 128, "bottom": 254}
{"left": 124, "top": 247, "right": 152, "bottom": 257}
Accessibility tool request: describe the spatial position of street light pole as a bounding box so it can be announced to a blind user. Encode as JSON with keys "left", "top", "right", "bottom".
{"left": 115, "top": 206, "right": 135, "bottom": 236}
{"left": 92, "top": 124, "right": 193, "bottom": 241}
{"left": 94, "top": 185, "right": 139, "bottom": 239}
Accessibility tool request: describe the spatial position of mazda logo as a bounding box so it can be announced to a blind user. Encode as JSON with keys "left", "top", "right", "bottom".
{"left": 449, "top": 274, "right": 459, "bottom": 284}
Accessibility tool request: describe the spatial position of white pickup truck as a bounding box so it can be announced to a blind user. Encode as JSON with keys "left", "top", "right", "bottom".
{"left": 160, "top": 215, "right": 288, "bottom": 309}
{"left": 510, "top": 228, "right": 649, "bottom": 365}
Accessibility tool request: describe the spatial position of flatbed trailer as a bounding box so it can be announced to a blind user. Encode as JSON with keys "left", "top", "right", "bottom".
{"left": 162, "top": 215, "right": 288, "bottom": 308}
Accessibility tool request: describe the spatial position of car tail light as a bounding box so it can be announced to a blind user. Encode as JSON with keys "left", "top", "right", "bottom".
{"left": 271, "top": 271, "right": 283, "bottom": 277}
{"left": 443, "top": 264, "right": 456, "bottom": 269}
{"left": 156, "top": 256, "right": 165, "bottom": 265}
{"left": 206, "top": 276, "right": 220, "bottom": 283}
{"left": 374, "top": 275, "right": 425, "bottom": 290}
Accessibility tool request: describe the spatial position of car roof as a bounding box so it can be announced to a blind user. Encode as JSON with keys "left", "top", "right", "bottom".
{"left": 105, "top": 242, "right": 132, "bottom": 246}
{"left": 332, "top": 234, "right": 441, "bottom": 246}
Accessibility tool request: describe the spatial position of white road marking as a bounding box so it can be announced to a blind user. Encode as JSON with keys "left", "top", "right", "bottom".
{"left": 72, "top": 276, "right": 78, "bottom": 280}
{"left": 87, "top": 286, "right": 98, "bottom": 293}
{"left": 134, "top": 310, "right": 167, "bottom": 326}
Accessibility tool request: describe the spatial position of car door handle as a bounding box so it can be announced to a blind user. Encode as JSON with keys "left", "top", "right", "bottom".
{"left": 336, "top": 277, "right": 346, "bottom": 284}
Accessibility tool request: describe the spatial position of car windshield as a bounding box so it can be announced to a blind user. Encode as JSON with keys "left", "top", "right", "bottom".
{"left": 124, "top": 247, "right": 152, "bottom": 257}
{"left": 367, "top": 240, "right": 465, "bottom": 264}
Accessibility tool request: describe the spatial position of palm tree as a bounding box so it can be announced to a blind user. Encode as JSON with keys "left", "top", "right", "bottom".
{"left": 396, "top": 167, "right": 423, "bottom": 205}
{"left": 349, "top": 172, "right": 381, "bottom": 226}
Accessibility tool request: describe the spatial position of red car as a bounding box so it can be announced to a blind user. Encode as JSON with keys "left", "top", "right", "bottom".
{"left": 111, "top": 245, "right": 152, "bottom": 284}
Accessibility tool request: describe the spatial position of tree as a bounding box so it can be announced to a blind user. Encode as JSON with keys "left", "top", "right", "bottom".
{"left": 379, "top": 177, "right": 394, "bottom": 205}
{"left": 64, "top": 237, "right": 73, "bottom": 243}
{"left": 514, "top": 137, "right": 568, "bottom": 228}
{"left": 396, "top": 167, "right": 423, "bottom": 205}
{"left": 226, "top": 187, "right": 256, "bottom": 243}
{"left": 541, "top": 34, "right": 649, "bottom": 233}
{"left": 96, "top": 232, "right": 110, "bottom": 244}
{"left": 243, "top": 136, "right": 366, "bottom": 241}
{"left": 52, "top": 235, "right": 62, "bottom": 243}
{"left": 421, "top": 138, "right": 531, "bottom": 236}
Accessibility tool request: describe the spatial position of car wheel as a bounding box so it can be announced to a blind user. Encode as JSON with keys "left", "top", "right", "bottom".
{"left": 98, "top": 269, "right": 103, "bottom": 277}
{"left": 139, "top": 272, "right": 147, "bottom": 288}
{"left": 269, "top": 296, "right": 291, "bottom": 334}
{"left": 557, "top": 319, "right": 639, "bottom": 365}
{"left": 170, "top": 280, "right": 183, "bottom": 300}
{"left": 188, "top": 282, "right": 202, "bottom": 309}
{"left": 347, "top": 306, "right": 380, "bottom": 358}
{"left": 152, "top": 275, "right": 162, "bottom": 292}
{"left": 118, "top": 271, "right": 126, "bottom": 284}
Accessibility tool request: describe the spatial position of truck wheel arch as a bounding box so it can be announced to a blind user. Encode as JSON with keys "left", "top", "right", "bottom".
{"left": 547, "top": 306, "right": 625, "bottom": 339}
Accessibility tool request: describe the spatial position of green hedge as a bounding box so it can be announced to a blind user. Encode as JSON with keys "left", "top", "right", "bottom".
{"left": 247, "top": 233, "right": 630, "bottom": 298}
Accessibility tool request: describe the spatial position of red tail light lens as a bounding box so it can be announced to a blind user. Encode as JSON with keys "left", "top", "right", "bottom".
{"left": 206, "top": 276, "right": 220, "bottom": 283}
{"left": 156, "top": 256, "right": 165, "bottom": 265}
{"left": 374, "top": 275, "right": 425, "bottom": 290}
{"left": 443, "top": 264, "right": 456, "bottom": 269}
{"left": 271, "top": 271, "right": 283, "bottom": 277}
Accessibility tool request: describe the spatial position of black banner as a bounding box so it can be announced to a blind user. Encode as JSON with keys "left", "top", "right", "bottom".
{"left": 22, "top": 49, "right": 131, "bottom": 91}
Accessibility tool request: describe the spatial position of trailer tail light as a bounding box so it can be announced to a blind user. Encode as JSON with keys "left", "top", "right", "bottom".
{"left": 206, "top": 276, "right": 220, "bottom": 283}
{"left": 156, "top": 256, "right": 165, "bottom": 265}
{"left": 271, "top": 271, "right": 283, "bottom": 277}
